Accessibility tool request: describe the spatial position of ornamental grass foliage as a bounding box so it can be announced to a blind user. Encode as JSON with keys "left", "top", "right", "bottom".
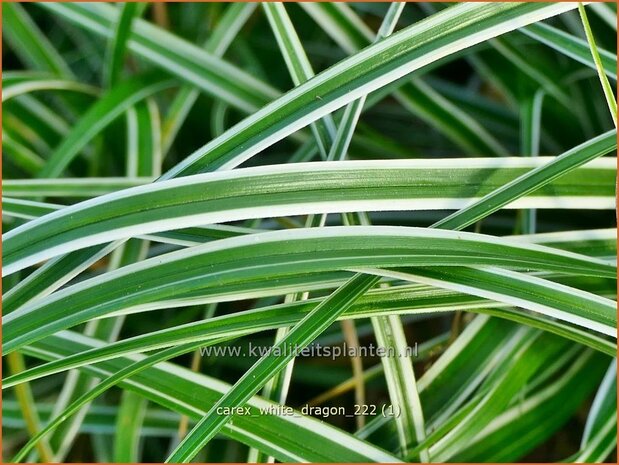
{"left": 1, "top": 2, "right": 617, "bottom": 463}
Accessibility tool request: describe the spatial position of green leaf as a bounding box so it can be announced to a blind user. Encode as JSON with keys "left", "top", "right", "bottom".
{"left": 429, "top": 330, "right": 567, "bottom": 461}
{"left": 362, "top": 266, "right": 616, "bottom": 336}
{"left": 3, "top": 178, "right": 153, "bottom": 198}
{"left": 2, "top": 132, "right": 45, "bottom": 175}
{"left": 3, "top": 2, "right": 616, "bottom": 461}
{"left": 2, "top": 72, "right": 98, "bottom": 102}
{"left": 4, "top": 269, "right": 615, "bottom": 390}
{"left": 452, "top": 349, "right": 608, "bottom": 461}
{"left": 157, "top": 2, "right": 578, "bottom": 177}
{"left": 113, "top": 391, "right": 148, "bottom": 462}
{"left": 2, "top": 198, "right": 62, "bottom": 220}
{"left": 571, "top": 359, "right": 618, "bottom": 462}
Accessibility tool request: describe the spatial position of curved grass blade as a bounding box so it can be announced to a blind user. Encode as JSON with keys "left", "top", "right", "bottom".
{"left": 4, "top": 225, "right": 615, "bottom": 354}
{"left": 521, "top": 23, "right": 616, "bottom": 80}
{"left": 2, "top": 243, "right": 120, "bottom": 315}
{"left": 5, "top": 158, "right": 616, "bottom": 274}
{"left": 38, "top": 73, "right": 174, "bottom": 178}
{"left": 2, "top": 73, "right": 98, "bottom": 102}
{"left": 361, "top": 266, "right": 616, "bottom": 336}
{"left": 2, "top": 198, "right": 62, "bottom": 220}
{"left": 5, "top": 95, "right": 70, "bottom": 150}
{"left": 18, "top": 2, "right": 583, "bottom": 297}
{"left": 4, "top": 270, "right": 616, "bottom": 390}
{"left": 301, "top": 2, "right": 508, "bottom": 158}
{"left": 157, "top": 2, "right": 577, "bottom": 177}
{"left": 3, "top": 178, "right": 153, "bottom": 198}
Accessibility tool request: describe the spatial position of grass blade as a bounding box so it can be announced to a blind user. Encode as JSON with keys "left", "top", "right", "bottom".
{"left": 5, "top": 157, "right": 615, "bottom": 274}
{"left": 38, "top": 73, "right": 173, "bottom": 178}
{"left": 104, "top": 3, "right": 145, "bottom": 88}
{"left": 113, "top": 391, "right": 148, "bottom": 462}
{"left": 2, "top": 3, "right": 73, "bottom": 77}
{"left": 578, "top": 3, "right": 617, "bottom": 127}
{"left": 4, "top": 225, "right": 615, "bottom": 354}
{"left": 372, "top": 314, "right": 428, "bottom": 460}
{"left": 521, "top": 22, "right": 616, "bottom": 80}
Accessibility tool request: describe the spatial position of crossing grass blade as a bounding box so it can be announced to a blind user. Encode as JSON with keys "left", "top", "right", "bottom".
{"left": 432, "top": 130, "right": 616, "bottom": 230}
{"left": 166, "top": 274, "right": 382, "bottom": 462}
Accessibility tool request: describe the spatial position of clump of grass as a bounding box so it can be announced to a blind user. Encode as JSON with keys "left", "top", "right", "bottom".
{"left": 2, "top": 2, "right": 617, "bottom": 463}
